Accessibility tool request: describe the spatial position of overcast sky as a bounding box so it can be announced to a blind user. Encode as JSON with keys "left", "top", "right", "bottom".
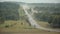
{"left": 0, "top": 0, "right": 60, "bottom": 3}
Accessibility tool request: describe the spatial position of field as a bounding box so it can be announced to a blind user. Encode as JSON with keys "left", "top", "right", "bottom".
{"left": 0, "top": 20, "right": 60, "bottom": 34}
{"left": 0, "top": 4, "right": 60, "bottom": 34}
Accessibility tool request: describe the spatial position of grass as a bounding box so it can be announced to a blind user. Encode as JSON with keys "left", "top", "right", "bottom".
{"left": 0, "top": 17, "right": 60, "bottom": 33}
{"left": 0, "top": 20, "right": 60, "bottom": 34}
{"left": 36, "top": 21, "right": 48, "bottom": 27}
{"left": 1, "top": 20, "right": 60, "bottom": 33}
{"left": 0, "top": 8, "right": 60, "bottom": 34}
{"left": 18, "top": 7, "right": 25, "bottom": 16}
{"left": 0, "top": 20, "right": 35, "bottom": 32}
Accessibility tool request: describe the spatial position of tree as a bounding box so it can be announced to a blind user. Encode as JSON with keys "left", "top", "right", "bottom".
{"left": 48, "top": 15, "right": 60, "bottom": 28}
{"left": 0, "top": 2, "right": 20, "bottom": 21}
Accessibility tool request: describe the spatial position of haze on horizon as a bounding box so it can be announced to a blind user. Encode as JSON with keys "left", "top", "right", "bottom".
{"left": 0, "top": 0, "right": 60, "bottom": 3}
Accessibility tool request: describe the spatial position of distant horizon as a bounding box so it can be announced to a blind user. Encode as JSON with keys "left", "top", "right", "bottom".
{"left": 0, "top": 0, "right": 60, "bottom": 3}
{"left": 0, "top": 1, "right": 60, "bottom": 3}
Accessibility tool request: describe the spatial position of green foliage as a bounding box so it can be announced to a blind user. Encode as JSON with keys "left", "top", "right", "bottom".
{"left": 48, "top": 15, "right": 60, "bottom": 28}
{"left": 0, "top": 2, "right": 20, "bottom": 20}
{"left": 0, "top": 17, "right": 5, "bottom": 24}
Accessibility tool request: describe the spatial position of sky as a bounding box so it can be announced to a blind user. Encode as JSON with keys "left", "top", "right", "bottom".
{"left": 0, "top": 0, "right": 60, "bottom": 3}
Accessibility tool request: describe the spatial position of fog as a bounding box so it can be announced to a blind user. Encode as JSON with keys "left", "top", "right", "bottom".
{"left": 0, "top": 0, "right": 60, "bottom": 3}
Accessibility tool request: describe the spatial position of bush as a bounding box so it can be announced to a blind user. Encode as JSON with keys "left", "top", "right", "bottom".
{"left": 48, "top": 15, "right": 60, "bottom": 28}
{"left": 0, "top": 17, "right": 5, "bottom": 24}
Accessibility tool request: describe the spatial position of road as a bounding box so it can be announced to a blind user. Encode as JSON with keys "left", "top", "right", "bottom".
{"left": 22, "top": 5, "right": 60, "bottom": 32}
